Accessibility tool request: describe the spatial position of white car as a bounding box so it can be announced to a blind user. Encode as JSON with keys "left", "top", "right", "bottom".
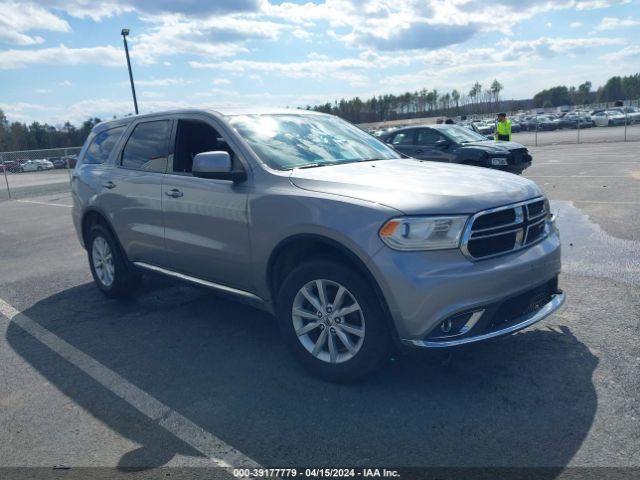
{"left": 615, "top": 107, "right": 640, "bottom": 124}
{"left": 18, "top": 159, "right": 55, "bottom": 172}
{"left": 591, "top": 110, "right": 627, "bottom": 127}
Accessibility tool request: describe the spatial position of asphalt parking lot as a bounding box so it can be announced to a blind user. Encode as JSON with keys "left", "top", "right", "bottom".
{"left": 0, "top": 140, "right": 638, "bottom": 478}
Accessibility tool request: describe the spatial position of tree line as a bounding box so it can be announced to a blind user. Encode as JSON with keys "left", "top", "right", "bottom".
{"left": 310, "top": 73, "right": 640, "bottom": 124}
{"left": 533, "top": 74, "right": 640, "bottom": 108}
{"left": 0, "top": 110, "right": 101, "bottom": 152}
{"left": 309, "top": 79, "right": 510, "bottom": 124}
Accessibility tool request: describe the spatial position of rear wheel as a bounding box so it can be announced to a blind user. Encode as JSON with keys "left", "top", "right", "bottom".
{"left": 88, "top": 225, "right": 141, "bottom": 298}
{"left": 277, "top": 260, "right": 391, "bottom": 382}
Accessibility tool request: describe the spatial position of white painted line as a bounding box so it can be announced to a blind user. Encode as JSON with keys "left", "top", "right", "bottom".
{"left": 0, "top": 297, "right": 261, "bottom": 471}
{"left": 526, "top": 175, "right": 629, "bottom": 178}
{"left": 574, "top": 200, "right": 640, "bottom": 205}
{"left": 16, "top": 199, "right": 72, "bottom": 208}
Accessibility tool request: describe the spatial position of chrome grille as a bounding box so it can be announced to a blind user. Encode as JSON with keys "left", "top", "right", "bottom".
{"left": 461, "top": 197, "right": 549, "bottom": 260}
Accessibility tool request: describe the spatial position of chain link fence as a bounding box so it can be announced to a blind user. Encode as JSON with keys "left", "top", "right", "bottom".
{"left": 511, "top": 115, "right": 640, "bottom": 147}
{"left": 0, "top": 147, "right": 82, "bottom": 200}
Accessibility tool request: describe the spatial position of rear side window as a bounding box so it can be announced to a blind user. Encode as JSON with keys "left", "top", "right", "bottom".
{"left": 83, "top": 126, "right": 126, "bottom": 165}
{"left": 121, "top": 120, "right": 171, "bottom": 172}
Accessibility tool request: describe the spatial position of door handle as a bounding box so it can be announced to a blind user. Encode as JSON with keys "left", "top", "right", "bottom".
{"left": 414, "top": 150, "right": 424, "bottom": 154}
{"left": 102, "top": 181, "right": 116, "bottom": 189}
{"left": 165, "top": 188, "right": 184, "bottom": 198}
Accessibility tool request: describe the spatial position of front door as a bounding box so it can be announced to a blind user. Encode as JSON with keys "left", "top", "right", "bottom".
{"left": 414, "top": 128, "right": 452, "bottom": 162}
{"left": 161, "top": 116, "right": 253, "bottom": 292}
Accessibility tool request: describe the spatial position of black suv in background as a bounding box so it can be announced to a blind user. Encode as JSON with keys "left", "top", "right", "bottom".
{"left": 381, "top": 124, "right": 532, "bottom": 174}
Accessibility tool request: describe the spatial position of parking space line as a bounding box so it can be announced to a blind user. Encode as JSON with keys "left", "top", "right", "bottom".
{"left": 573, "top": 200, "right": 640, "bottom": 205}
{"left": 0, "top": 297, "right": 261, "bottom": 470}
{"left": 526, "top": 175, "right": 630, "bottom": 178}
{"left": 16, "top": 199, "right": 72, "bottom": 208}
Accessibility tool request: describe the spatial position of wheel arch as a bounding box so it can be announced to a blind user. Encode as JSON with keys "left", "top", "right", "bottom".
{"left": 266, "top": 234, "right": 401, "bottom": 347}
{"left": 80, "top": 208, "right": 132, "bottom": 266}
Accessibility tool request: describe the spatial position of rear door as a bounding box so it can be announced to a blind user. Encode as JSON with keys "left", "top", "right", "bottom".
{"left": 161, "top": 115, "right": 253, "bottom": 292}
{"left": 103, "top": 119, "right": 171, "bottom": 265}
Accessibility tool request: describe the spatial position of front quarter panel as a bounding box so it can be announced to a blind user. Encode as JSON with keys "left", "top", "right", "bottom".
{"left": 248, "top": 179, "right": 401, "bottom": 302}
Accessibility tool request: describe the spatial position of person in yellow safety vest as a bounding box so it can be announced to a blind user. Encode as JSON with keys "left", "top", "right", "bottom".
{"left": 495, "top": 112, "right": 512, "bottom": 141}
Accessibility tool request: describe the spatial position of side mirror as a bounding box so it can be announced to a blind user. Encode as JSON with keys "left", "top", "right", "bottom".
{"left": 486, "top": 135, "right": 494, "bottom": 140}
{"left": 192, "top": 151, "right": 246, "bottom": 182}
{"left": 434, "top": 139, "right": 450, "bottom": 148}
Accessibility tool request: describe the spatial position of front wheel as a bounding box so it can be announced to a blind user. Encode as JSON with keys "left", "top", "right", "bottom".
{"left": 277, "top": 260, "right": 391, "bottom": 382}
{"left": 88, "top": 225, "right": 141, "bottom": 298}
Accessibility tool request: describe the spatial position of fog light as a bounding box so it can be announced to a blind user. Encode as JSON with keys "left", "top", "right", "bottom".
{"left": 440, "top": 319, "right": 452, "bottom": 333}
{"left": 491, "top": 157, "right": 508, "bottom": 166}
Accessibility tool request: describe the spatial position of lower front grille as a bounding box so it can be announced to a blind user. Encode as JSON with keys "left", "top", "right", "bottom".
{"left": 488, "top": 278, "right": 558, "bottom": 331}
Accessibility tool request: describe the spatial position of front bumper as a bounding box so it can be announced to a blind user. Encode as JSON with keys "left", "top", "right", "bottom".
{"left": 403, "top": 284, "right": 565, "bottom": 348}
{"left": 368, "top": 228, "right": 562, "bottom": 345}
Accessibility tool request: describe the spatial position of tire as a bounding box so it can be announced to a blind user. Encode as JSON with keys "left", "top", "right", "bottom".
{"left": 276, "top": 260, "right": 391, "bottom": 382}
{"left": 87, "top": 224, "right": 141, "bottom": 298}
{"left": 37, "top": 166, "right": 42, "bottom": 171}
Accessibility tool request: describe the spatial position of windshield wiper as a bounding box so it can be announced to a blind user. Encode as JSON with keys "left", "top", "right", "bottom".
{"left": 293, "top": 163, "right": 327, "bottom": 169}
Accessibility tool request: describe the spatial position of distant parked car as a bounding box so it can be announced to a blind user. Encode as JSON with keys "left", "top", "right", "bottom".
{"left": 0, "top": 160, "right": 21, "bottom": 173}
{"left": 518, "top": 116, "right": 538, "bottom": 131}
{"left": 534, "top": 115, "right": 558, "bottom": 131}
{"left": 592, "top": 110, "right": 626, "bottom": 127}
{"left": 612, "top": 107, "right": 640, "bottom": 124}
{"left": 559, "top": 112, "right": 592, "bottom": 129}
{"left": 17, "top": 159, "right": 54, "bottom": 172}
{"left": 381, "top": 124, "right": 532, "bottom": 174}
{"left": 470, "top": 120, "right": 493, "bottom": 135}
{"left": 49, "top": 157, "right": 76, "bottom": 169}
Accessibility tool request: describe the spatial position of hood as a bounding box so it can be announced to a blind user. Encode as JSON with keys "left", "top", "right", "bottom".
{"left": 289, "top": 159, "right": 542, "bottom": 215}
{"left": 461, "top": 141, "right": 526, "bottom": 151}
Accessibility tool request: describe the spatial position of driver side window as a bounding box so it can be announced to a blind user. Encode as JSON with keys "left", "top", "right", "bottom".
{"left": 415, "top": 129, "right": 444, "bottom": 146}
{"left": 173, "top": 120, "right": 238, "bottom": 174}
{"left": 391, "top": 131, "right": 415, "bottom": 145}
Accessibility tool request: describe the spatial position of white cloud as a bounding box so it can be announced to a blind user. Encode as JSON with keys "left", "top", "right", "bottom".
{"left": 570, "top": 21, "right": 583, "bottom": 27}
{"left": 212, "top": 78, "right": 231, "bottom": 85}
{"left": 292, "top": 29, "right": 313, "bottom": 40}
{"left": 190, "top": 52, "right": 411, "bottom": 86}
{"left": 504, "top": 36, "right": 626, "bottom": 59}
{"left": 35, "top": 88, "right": 50, "bottom": 94}
{"left": 0, "top": 43, "right": 122, "bottom": 70}
{"left": 595, "top": 16, "right": 640, "bottom": 30}
{"left": 129, "top": 16, "right": 286, "bottom": 64}
{"left": 601, "top": 45, "right": 640, "bottom": 62}
{"left": 59, "top": 80, "right": 73, "bottom": 86}
{"left": 31, "top": 0, "right": 259, "bottom": 21}
{"left": 575, "top": 0, "right": 631, "bottom": 10}
{"left": 119, "top": 77, "right": 193, "bottom": 87}
{"left": 0, "top": 1, "right": 70, "bottom": 45}
{"left": 142, "top": 91, "right": 165, "bottom": 98}
{"left": 545, "top": 22, "right": 553, "bottom": 27}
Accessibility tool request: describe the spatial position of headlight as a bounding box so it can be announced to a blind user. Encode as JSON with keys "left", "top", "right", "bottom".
{"left": 379, "top": 216, "right": 468, "bottom": 251}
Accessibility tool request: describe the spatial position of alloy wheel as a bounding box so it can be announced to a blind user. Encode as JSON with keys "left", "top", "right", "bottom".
{"left": 92, "top": 236, "right": 115, "bottom": 287}
{"left": 292, "top": 279, "right": 365, "bottom": 364}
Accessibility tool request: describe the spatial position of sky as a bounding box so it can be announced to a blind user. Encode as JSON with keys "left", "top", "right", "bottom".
{"left": 1, "top": 0, "right": 639, "bottom": 126}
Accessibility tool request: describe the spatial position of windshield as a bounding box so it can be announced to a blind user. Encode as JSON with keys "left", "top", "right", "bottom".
{"left": 437, "top": 125, "right": 488, "bottom": 143}
{"left": 229, "top": 113, "right": 400, "bottom": 170}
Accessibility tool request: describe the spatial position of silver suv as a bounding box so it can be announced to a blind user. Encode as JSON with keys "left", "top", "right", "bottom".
{"left": 72, "top": 109, "right": 565, "bottom": 381}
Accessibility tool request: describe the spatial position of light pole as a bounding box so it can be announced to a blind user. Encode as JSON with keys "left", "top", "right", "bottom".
{"left": 121, "top": 28, "right": 139, "bottom": 115}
